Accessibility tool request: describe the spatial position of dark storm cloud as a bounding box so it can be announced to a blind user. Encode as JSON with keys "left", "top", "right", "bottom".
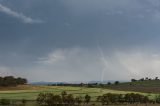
{"left": 0, "top": 0, "right": 160, "bottom": 81}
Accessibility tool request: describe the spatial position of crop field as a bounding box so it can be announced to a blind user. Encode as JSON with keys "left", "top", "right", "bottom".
{"left": 0, "top": 85, "right": 157, "bottom": 101}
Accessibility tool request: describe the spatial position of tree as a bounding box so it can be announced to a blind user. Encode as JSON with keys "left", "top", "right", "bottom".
{"left": 66, "top": 94, "right": 75, "bottom": 105}
{"left": 155, "top": 94, "right": 160, "bottom": 103}
{"left": 0, "top": 99, "right": 11, "bottom": 105}
{"left": 84, "top": 94, "right": 91, "bottom": 104}
{"left": 3, "top": 76, "right": 17, "bottom": 86}
{"left": 145, "top": 77, "right": 149, "bottom": 80}
{"left": 96, "top": 93, "right": 149, "bottom": 105}
{"left": 21, "top": 99, "right": 27, "bottom": 106}
{"left": 16, "top": 77, "right": 27, "bottom": 85}
{"left": 36, "top": 93, "right": 46, "bottom": 106}
{"left": 131, "top": 79, "right": 137, "bottom": 82}
{"left": 37, "top": 93, "right": 63, "bottom": 106}
{"left": 140, "top": 78, "right": 144, "bottom": 81}
{"left": 114, "top": 81, "right": 119, "bottom": 85}
{"left": 155, "top": 77, "right": 159, "bottom": 80}
{"left": 54, "top": 95, "right": 62, "bottom": 105}
{"left": 97, "top": 95, "right": 110, "bottom": 105}
{"left": 61, "top": 91, "right": 67, "bottom": 97}
{"left": 75, "top": 96, "right": 83, "bottom": 106}
{"left": 61, "top": 91, "right": 67, "bottom": 104}
{"left": 107, "top": 82, "right": 111, "bottom": 85}
{"left": 0, "top": 76, "right": 27, "bottom": 87}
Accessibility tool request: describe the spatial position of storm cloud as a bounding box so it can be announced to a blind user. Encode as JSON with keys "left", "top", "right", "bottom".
{"left": 0, "top": 0, "right": 160, "bottom": 82}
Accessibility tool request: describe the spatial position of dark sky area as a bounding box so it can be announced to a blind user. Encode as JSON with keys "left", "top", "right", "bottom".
{"left": 0, "top": 0, "right": 160, "bottom": 82}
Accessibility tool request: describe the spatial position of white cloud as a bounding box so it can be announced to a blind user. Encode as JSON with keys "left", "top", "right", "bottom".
{"left": 38, "top": 49, "right": 66, "bottom": 64}
{"left": 115, "top": 51, "right": 160, "bottom": 79}
{"left": 0, "top": 3, "right": 43, "bottom": 24}
{"left": 30, "top": 47, "right": 105, "bottom": 82}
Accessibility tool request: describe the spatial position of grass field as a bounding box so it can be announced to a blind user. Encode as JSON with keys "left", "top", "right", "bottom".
{"left": 0, "top": 85, "right": 158, "bottom": 101}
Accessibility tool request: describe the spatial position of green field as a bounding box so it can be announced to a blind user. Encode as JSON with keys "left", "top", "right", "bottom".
{"left": 0, "top": 85, "right": 157, "bottom": 101}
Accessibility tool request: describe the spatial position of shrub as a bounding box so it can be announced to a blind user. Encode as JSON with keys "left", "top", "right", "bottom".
{"left": 85, "top": 94, "right": 91, "bottom": 104}
{"left": 21, "top": 99, "right": 27, "bottom": 105}
{"left": 0, "top": 99, "right": 11, "bottom": 105}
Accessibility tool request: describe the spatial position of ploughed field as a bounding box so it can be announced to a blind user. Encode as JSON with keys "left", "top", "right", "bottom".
{"left": 106, "top": 80, "right": 160, "bottom": 93}
{"left": 0, "top": 85, "right": 158, "bottom": 100}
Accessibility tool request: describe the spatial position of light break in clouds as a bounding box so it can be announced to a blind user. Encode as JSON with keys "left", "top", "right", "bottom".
{"left": 17, "top": 48, "right": 160, "bottom": 82}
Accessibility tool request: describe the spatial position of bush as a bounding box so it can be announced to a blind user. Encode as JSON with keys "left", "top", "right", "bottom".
{"left": 85, "top": 94, "right": 91, "bottom": 104}
{"left": 0, "top": 99, "right": 11, "bottom": 105}
{"left": 37, "top": 93, "right": 63, "bottom": 106}
{"left": 75, "top": 96, "right": 83, "bottom": 106}
{"left": 22, "top": 99, "right": 27, "bottom": 105}
{"left": 97, "top": 93, "right": 149, "bottom": 105}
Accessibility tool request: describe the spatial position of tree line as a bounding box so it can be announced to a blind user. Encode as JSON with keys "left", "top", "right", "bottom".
{"left": 36, "top": 91, "right": 160, "bottom": 106}
{"left": 2, "top": 92, "right": 160, "bottom": 106}
{"left": 49, "top": 81, "right": 120, "bottom": 88}
{"left": 0, "top": 76, "right": 27, "bottom": 87}
{"left": 97, "top": 93, "right": 151, "bottom": 105}
{"left": 37, "top": 91, "right": 91, "bottom": 106}
{"left": 131, "top": 77, "right": 160, "bottom": 82}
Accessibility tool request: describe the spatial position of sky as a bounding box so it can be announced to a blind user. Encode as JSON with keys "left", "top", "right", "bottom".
{"left": 0, "top": 0, "right": 160, "bottom": 82}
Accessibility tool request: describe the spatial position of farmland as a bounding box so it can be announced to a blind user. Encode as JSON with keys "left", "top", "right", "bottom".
{"left": 0, "top": 84, "right": 159, "bottom": 106}
{"left": 0, "top": 85, "right": 157, "bottom": 100}
{"left": 106, "top": 80, "right": 160, "bottom": 93}
{"left": 1, "top": 80, "right": 160, "bottom": 106}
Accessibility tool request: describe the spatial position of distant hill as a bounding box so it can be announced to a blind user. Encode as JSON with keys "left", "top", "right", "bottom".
{"left": 30, "top": 81, "right": 68, "bottom": 85}
{"left": 30, "top": 80, "right": 120, "bottom": 85}
{"left": 88, "top": 80, "right": 118, "bottom": 84}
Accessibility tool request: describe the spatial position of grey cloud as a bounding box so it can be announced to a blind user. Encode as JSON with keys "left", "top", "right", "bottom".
{"left": 61, "top": 0, "right": 160, "bottom": 22}
{"left": 0, "top": 0, "right": 160, "bottom": 82}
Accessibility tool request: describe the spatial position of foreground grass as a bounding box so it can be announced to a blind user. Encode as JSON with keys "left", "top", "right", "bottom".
{"left": 21, "top": 102, "right": 160, "bottom": 106}
{"left": 0, "top": 85, "right": 158, "bottom": 101}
